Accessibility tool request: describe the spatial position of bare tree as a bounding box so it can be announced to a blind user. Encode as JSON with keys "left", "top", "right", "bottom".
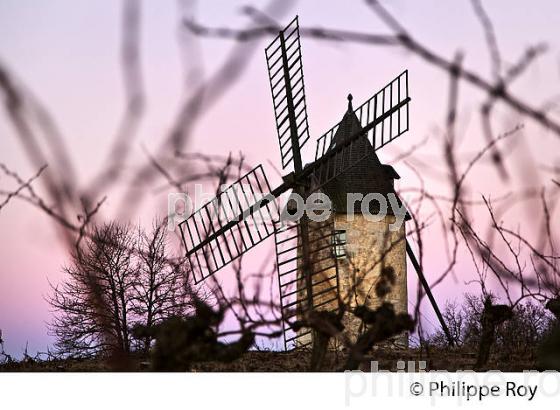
{"left": 47, "top": 221, "right": 195, "bottom": 358}
{"left": 47, "top": 223, "right": 137, "bottom": 357}
{"left": 0, "top": 163, "right": 46, "bottom": 212}
{"left": 130, "top": 218, "right": 193, "bottom": 353}
{"left": 0, "top": 329, "right": 14, "bottom": 364}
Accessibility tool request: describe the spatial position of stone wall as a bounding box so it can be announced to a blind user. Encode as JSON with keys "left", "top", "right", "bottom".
{"left": 296, "top": 213, "right": 408, "bottom": 347}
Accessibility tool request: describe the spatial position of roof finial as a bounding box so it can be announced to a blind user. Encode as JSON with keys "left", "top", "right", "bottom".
{"left": 347, "top": 93, "right": 353, "bottom": 112}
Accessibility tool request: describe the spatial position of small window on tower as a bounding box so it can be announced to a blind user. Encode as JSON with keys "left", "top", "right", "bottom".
{"left": 332, "top": 230, "right": 347, "bottom": 258}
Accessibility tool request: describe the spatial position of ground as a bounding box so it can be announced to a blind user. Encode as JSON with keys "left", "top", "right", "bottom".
{"left": 0, "top": 347, "right": 538, "bottom": 372}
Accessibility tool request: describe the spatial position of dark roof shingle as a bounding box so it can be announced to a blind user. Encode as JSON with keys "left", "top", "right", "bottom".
{"left": 311, "top": 96, "right": 410, "bottom": 219}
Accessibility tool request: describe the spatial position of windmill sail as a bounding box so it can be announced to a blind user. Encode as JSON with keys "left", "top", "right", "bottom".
{"left": 274, "top": 219, "right": 341, "bottom": 350}
{"left": 265, "top": 16, "right": 310, "bottom": 171}
{"left": 178, "top": 72, "right": 410, "bottom": 284}
{"left": 179, "top": 165, "right": 279, "bottom": 283}
{"left": 312, "top": 70, "right": 410, "bottom": 187}
{"left": 173, "top": 10, "right": 452, "bottom": 351}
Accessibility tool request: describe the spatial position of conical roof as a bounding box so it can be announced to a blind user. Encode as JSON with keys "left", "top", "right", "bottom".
{"left": 316, "top": 94, "right": 408, "bottom": 218}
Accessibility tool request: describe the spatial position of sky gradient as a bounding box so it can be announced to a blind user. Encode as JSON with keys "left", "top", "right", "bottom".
{"left": 1, "top": 0, "right": 559, "bottom": 356}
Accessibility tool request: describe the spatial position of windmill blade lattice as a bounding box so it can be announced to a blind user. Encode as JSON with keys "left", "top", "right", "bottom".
{"left": 274, "top": 219, "right": 341, "bottom": 350}
{"left": 176, "top": 13, "right": 454, "bottom": 351}
{"left": 179, "top": 165, "right": 279, "bottom": 284}
{"left": 315, "top": 70, "right": 409, "bottom": 160}
{"left": 266, "top": 16, "right": 310, "bottom": 170}
{"left": 312, "top": 70, "right": 410, "bottom": 187}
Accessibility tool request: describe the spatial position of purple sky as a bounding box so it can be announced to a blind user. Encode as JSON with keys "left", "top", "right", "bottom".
{"left": 1, "top": 0, "right": 559, "bottom": 356}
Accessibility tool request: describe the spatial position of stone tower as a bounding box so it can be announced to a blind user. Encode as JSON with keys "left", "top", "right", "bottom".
{"left": 297, "top": 95, "right": 409, "bottom": 346}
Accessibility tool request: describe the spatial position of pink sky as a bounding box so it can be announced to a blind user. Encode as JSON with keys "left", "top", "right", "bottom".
{"left": 1, "top": 0, "right": 559, "bottom": 356}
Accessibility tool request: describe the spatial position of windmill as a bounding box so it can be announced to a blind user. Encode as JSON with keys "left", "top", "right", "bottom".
{"left": 178, "top": 16, "right": 453, "bottom": 350}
